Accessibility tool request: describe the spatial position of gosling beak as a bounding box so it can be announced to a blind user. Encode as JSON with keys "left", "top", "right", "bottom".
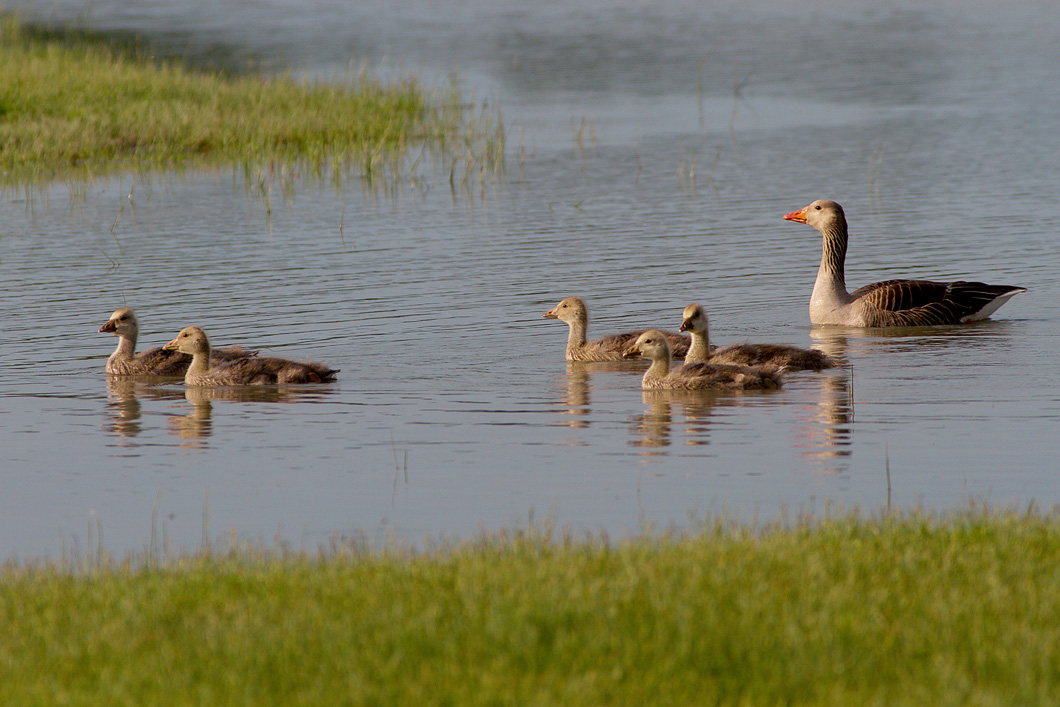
{"left": 679, "top": 319, "right": 693, "bottom": 332}
{"left": 782, "top": 207, "right": 808, "bottom": 223}
{"left": 623, "top": 344, "right": 641, "bottom": 359}
{"left": 98, "top": 320, "right": 117, "bottom": 333}
{"left": 162, "top": 337, "right": 179, "bottom": 351}
{"left": 543, "top": 307, "right": 558, "bottom": 319}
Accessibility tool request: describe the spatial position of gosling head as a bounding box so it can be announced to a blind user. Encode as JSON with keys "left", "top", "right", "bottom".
{"left": 163, "top": 326, "right": 212, "bottom": 356}
{"left": 679, "top": 303, "right": 708, "bottom": 333}
{"left": 623, "top": 330, "right": 671, "bottom": 362}
{"left": 99, "top": 307, "right": 139, "bottom": 338}
{"left": 543, "top": 296, "right": 588, "bottom": 325}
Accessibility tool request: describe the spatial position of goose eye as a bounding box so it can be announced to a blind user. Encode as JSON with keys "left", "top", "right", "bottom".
{"left": 814, "top": 204, "right": 822, "bottom": 210}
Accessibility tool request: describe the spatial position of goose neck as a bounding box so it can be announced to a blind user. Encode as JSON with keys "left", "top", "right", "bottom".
{"left": 185, "top": 349, "right": 212, "bottom": 380}
{"left": 112, "top": 333, "right": 137, "bottom": 361}
{"left": 819, "top": 222, "right": 848, "bottom": 286}
{"left": 644, "top": 354, "right": 671, "bottom": 381}
{"left": 685, "top": 329, "right": 712, "bottom": 363}
{"left": 565, "top": 317, "right": 588, "bottom": 350}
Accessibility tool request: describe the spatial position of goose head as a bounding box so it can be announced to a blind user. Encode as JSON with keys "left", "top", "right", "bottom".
{"left": 783, "top": 199, "right": 845, "bottom": 232}
{"left": 99, "top": 307, "right": 139, "bottom": 338}
{"left": 543, "top": 296, "right": 588, "bottom": 325}
{"left": 163, "top": 326, "right": 211, "bottom": 357}
{"left": 623, "top": 330, "right": 671, "bottom": 362}
{"left": 679, "top": 303, "right": 708, "bottom": 334}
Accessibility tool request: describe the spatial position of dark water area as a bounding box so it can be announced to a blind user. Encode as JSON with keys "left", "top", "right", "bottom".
{"left": 1, "top": 0, "right": 1058, "bottom": 559}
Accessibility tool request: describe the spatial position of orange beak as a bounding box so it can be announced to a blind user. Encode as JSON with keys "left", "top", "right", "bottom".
{"left": 98, "top": 320, "right": 117, "bottom": 333}
{"left": 543, "top": 307, "right": 558, "bottom": 319}
{"left": 623, "top": 344, "right": 642, "bottom": 359}
{"left": 783, "top": 207, "right": 808, "bottom": 223}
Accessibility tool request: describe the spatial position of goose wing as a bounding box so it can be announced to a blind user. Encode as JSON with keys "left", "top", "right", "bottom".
{"left": 208, "top": 357, "right": 280, "bottom": 385}
{"left": 710, "top": 343, "right": 836, "bottom": 371}
{"left": 852, "top": 279, "right": 1025, "bottom": 326}
{"left": 675, "top": 361, "right": 782, "bottom": 390}
{"left": 593, "top": 330, "right": 647, "bottom": 352}
{"left": 274, "top": 360, "right": 339, "bottom": 384}
{"left": 213, "top": 345, "right": 259, "bottom": 362}
{"left": 132, "top": 347, "right": 192, "bottom": 376}
{"left": 850, "top": 279, "right": 950, "bottom": 313}
{"left": 596, "top": 330, "right": 690, "bottom": 357}
{"left": 227, "top": 355, "right": 338, "bottom": 384}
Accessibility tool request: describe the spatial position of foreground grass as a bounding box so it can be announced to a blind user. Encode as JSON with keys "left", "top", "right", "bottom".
{"left": 3, "top": 511, "right": 1060, "bottom": 706}
{"left": 0, "top": 16, "right": 500, "bottom": 183}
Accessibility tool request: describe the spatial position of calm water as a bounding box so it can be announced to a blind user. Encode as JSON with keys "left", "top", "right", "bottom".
{"left": 2, "top": 0, "right": 1058, "bottom": 559}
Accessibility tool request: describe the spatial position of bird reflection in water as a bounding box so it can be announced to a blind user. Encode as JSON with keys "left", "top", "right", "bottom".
{"left": 794, "top": 331, "right": 855, "bottom": 472}
{"left": 103, "top": 376, "right": 185, "bottom": 439}
{"left": 103, "top": 377, "right": 144, "bottom": 438}
{"left": 792, "top": 373, "right": 854, "bottom": 468}
{"left": 168, "top": 388, "right": 215, "bottom": 445}
{"left": 796, "top": 321, "right": 1003, "bottom": 475}
{"left": 167, "top": 386, "right": 338, "bottom": 446}
{"left": 629, "top": 389, "right": 720, "bottom": 451}
{"left": 553, "top": 361, "right": 644, "bottom": 431}
{"left": 557, "top": 361, "right": 592, "bottom": 429}
{"left": 103, "top": 378, "right": 336, "bottom": 446}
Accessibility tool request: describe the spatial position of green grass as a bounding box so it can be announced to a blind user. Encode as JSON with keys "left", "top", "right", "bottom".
{"left": 0, "top": 15, "right": 503, "bottom": 184}
{"left": 3, "top": 509, "right": 1060, "bottom": 706}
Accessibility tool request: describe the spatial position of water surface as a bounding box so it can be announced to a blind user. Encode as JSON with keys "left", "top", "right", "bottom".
{"left": 1, "top": 0, "right": 1058, "bottom": 559}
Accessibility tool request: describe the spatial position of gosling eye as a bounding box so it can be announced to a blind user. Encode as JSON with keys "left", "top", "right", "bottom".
{"left": 814, "top": 204, "right": 822, "bottom": 210}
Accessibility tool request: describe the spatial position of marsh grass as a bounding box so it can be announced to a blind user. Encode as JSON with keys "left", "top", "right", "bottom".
{"left": 4, "top": 509, "right": 1060, "bottom": 706}
{"left": 0, "top": 16, "right": 504, "bottom": 187}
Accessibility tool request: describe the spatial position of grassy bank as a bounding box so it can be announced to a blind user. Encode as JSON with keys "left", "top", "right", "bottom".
{"left": 3, "top": 510, "right": 1060, "bottom": 706}
{"left": 0, "top": 16, "right": 501, "bottom": 183}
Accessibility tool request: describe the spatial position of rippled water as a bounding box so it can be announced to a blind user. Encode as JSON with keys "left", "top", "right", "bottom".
{"left": 2, "top": 0, "right": 1058, "bottom": 559}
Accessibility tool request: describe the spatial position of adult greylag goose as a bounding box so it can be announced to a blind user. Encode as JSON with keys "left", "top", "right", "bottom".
{"left": 543, "top": 296, "right": 690, "bottom": 362}
{"left": 622, "top": 330, "right": 782, "bottom": 391}
{"left": 163, "top": 326, "right": 338, "bottom": 386}
{"left": 98, "top": 307, "right": 255, "bottom": 375}
{"left": 783, "top": 200, "right": 1025, "bottom": 326}
{"left": 679, "top": 303, "right": 837, "bottom": 371}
